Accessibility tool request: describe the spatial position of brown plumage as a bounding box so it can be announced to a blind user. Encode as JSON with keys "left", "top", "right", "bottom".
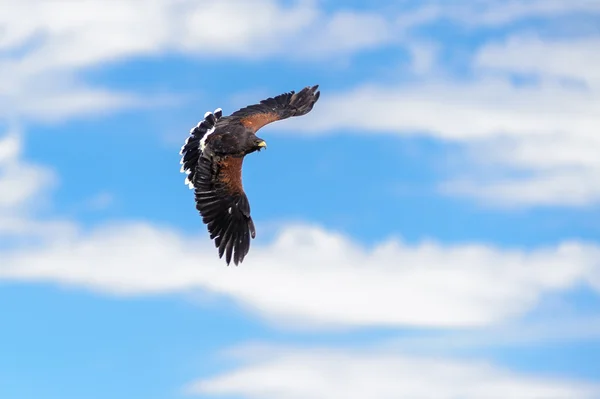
{"left": 239, "top": 112, "right": 280, "bottom": 131}
{"left": 179, "top": 85, "right": 321, "bottom": 265}
{"left": 217, "top": 157, "right": 244, "bottom": 194}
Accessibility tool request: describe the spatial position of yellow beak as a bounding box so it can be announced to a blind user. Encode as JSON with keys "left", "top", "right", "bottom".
{"left": 257, "top": 140, "right": 267, "bottom": 148}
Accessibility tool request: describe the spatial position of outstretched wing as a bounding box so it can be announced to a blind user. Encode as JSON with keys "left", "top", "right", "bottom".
{"left": 193, "top": 154, "right": 255, "bottom": 266}
{"left": 229, "top": 85, "right": 320, "bottom": 133}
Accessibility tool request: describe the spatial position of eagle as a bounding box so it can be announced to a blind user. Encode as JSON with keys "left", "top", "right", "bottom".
{"left": 179, "top": 85, "right": 321, "bottom": 266}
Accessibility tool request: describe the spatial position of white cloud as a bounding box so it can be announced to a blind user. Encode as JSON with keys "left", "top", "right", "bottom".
{"left": 440, "top": 168, "right": 600, "bottom": 208}
{"left": 295, "top": 11, "right": 396, "bottom": 57}
{"left": 11, "top": 0, "right": 592, "bottom": 124}
{"left": 2, "top": 216, "right": 600, "bottom": 329}
{"left": 444, "top": 35, "right": 600, "bottom": 207}
{"left": 293, "top": 79, "right": 597, "bottom": 139}
{"left": 0, "top": 132, "right": 76, "bottom": 244}
{"left": 281, "top": 31, "right": 600, "bottom": 207}
{"left": 189, "top": 346, "right": 600, "bottom": 399}
{"left": 0, "top": 133, "right": 55, "bottom": 212}
{"left": 477, "top": 0, "right": 600, "bottom": 25}
{"left": 0, "top": 0, "right": 399, "bottom": 123}
{"left": 2, "top": 0, "right": 596, "bottom": 124}
{"left": 476, "top": 36, "right": 600, "bottom": 88}
{"left": 368, "top": 315, "right": 600, "bottom": 358}
{"left": 4, "top": 82, "right": 147, "bottom": 123}
{"left": 396, "top": 0, "right": 600, "bottom": 29}
{"left": 1, "top": 0, "right": 399, "bottom": 70}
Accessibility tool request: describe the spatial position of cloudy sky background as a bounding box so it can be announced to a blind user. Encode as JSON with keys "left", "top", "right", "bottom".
{"left": 1, "top": 0, "right": 600, "bottom": 398}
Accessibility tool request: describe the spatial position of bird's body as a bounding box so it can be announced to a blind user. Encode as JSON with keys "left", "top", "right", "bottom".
{"left": 179, "top": 85, "right": 320, "bottom": 265}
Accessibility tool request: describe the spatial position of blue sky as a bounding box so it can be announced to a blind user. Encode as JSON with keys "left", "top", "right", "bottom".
{"left": 1, "top": 1, "right": 600, "bottom": 398}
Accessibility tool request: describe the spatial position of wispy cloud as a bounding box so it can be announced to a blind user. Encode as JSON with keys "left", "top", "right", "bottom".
{"left": 189, "top": 344, "right": 600, "bottom": 399}
{"left": 0, "top": 0, "right": 401, "bottom": 123}
{"left": 6, "top": 222, "right": 600, "bottom": 330}
{"left": 396, "top": 0, "right": 600, "bottom": 29}
{"left": 278, "top": 29, "right": 600, "bottom": 207}
{"left": 0, "top": 131, "right": 77, "bottom": 245}
{"left": 0, "top": 132, "right": 55, "bottom": 213}
{"left": 382, "top": 316, "right": 600, "bottom": 356}
{"left": 11, "top": 1, "right": 595, "bottom": 125}
{"left": 475, "top": 36, "right": 600, "bottom": 88}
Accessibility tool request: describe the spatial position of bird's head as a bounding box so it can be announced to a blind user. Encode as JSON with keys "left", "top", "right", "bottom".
{"left": 245, "top": 136, "right": 267, "bottom": 154}
{"left": 255, "top": 138, "right": 267, "bottom": 151}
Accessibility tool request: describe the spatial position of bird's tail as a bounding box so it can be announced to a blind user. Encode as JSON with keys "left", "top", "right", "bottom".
{"left": 179, "top": 108, "right": 222, "bottom": 189}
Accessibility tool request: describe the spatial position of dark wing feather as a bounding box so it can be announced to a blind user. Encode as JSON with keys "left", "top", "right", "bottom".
{"left": 179, "top": 108, "right": 223, "bottom": 188}
{"left": 193, "top": 154, "right": 255, "bottom": 266}
{"left": 229, "top": 85, "right": 320, "bottom": 133}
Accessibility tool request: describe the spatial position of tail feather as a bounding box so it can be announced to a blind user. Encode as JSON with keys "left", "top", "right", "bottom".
{"left": 179, "top": 108, "right": 222, "bottom": 189}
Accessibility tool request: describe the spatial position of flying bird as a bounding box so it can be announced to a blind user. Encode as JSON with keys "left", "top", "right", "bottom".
{"left": 179, "top": 85, "right": 321, "bottom": 265}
